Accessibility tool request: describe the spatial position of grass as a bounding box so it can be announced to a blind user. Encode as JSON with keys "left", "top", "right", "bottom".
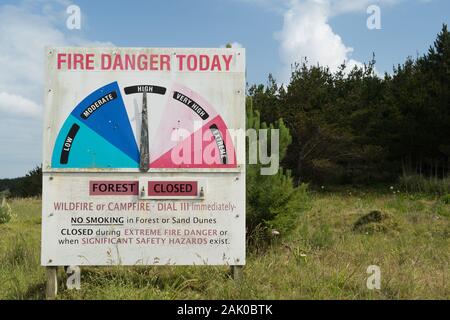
{"left": 0, "top": 191, "right": 448, "bottom": 300}
{"left": 398, "top": 174, "right": 450, "bottom": 195}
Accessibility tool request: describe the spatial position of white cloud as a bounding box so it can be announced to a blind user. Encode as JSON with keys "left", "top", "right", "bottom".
{"left": 277, "top": 0, "right": 365, "bottom": 82}
{"left": 0, "top": 0, "right": 113, "bottom": 178}
{"left": 0, "top": 92, "right": 40, "bottom": 117}
{"left": 274, "top": 0, "right": 407, "bottom": 82}
{"left": 0, "top": 4, "right": 66, "bottom": 102}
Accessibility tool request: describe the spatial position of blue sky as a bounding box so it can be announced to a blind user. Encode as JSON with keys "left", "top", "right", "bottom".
{"left": 62, "top": 0, "right": 449, "bottom": 82}
{"left": 0, "top": 0, "right": 449, "bottom": 178}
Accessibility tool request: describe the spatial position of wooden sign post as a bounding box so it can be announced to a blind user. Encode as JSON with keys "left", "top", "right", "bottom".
{"left": 45, "top": 266, "right": 58, "bottom": 300}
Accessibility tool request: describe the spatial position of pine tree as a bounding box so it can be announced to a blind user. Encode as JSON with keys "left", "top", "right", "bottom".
{"left": 246, "top": 97, "right": 308, "bottom": 247}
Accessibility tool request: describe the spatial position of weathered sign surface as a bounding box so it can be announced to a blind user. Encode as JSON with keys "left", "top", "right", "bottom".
{"left": 42, "top": 47, "right": 245, "bottom": 266}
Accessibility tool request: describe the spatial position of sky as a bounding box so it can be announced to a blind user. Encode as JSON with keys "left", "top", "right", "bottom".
{"left": 0, "top": 0, "right": 448, "bottom": 178}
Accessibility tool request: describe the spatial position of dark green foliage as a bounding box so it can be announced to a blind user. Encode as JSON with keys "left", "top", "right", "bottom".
{"left": 0, "top": 165, "right": 42, "bottom": 198}
{"left": 21, "top": 166, "right": 42, "bottom": 197}
{"left": 440, "top": 194, "right": 450, "bottom": 205}
{"left": 249, "top": 25, "right": 450, "bottom": 187}
{"left": 246, "top": 97, "right": 309, "bottom": 246}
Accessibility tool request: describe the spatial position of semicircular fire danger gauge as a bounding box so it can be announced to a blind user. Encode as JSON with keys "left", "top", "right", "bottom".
{"left": 51, "top": 81, "right": 237, "bottom": 170}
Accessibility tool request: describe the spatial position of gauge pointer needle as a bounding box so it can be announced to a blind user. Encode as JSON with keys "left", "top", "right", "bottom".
{"left": 139, "top": 91, "right": 149, "bottom": 172}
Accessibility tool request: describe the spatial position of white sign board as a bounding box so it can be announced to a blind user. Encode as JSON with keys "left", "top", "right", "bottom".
{"left": 41, "top": 48, "right": 246, "bottom": 266}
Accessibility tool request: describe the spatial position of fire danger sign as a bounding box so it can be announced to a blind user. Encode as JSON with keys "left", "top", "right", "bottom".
{"left": 41, "top": 47, "right": 246, "bottom": 266}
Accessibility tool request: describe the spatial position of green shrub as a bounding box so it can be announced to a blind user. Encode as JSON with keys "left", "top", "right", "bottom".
{"left": 0, "top": 198, "right": 14, "bottom": 224}
{"left": 0, "top": 189, "right": 11, "bottom": 199}
{"left": 440, "top": 194, "right": 450, "bottom": 204}
{"left": 246, "top": 97, "right": 310, "bottom": 247}
{"left": 247, "top": 166, "right": 309, "bottom": 238}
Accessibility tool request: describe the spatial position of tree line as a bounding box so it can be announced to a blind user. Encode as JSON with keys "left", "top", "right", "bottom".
{"left": 248, "top": 24, "right": 450, "bottom": 186}
{"left": 0, "top": 166, "right": 42, "bottom": 198}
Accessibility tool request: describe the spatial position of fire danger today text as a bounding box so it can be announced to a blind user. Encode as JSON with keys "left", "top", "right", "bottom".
{"left": 56, "top": 52, "right": 235, "bottom": 72}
